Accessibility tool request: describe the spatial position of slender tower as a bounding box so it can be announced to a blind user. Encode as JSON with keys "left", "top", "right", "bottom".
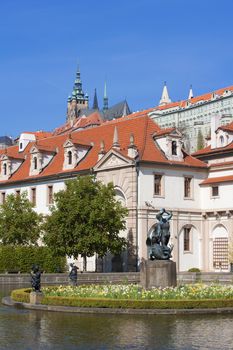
{"left": 103, "top": 82, "right": 109, "bottom": 112}
{"left": 92, "top": 88, "right": 99, "bottom": 110}
{"left": 188, "top": 85, "right": 194, "bottom": 99}
{"left": 159, "top": 81, "right": 172, "bottom": 106}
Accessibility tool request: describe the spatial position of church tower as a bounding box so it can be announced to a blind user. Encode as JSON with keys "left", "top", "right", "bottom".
{"left": 66, "top": 67, "right": 89, "bottom": 123}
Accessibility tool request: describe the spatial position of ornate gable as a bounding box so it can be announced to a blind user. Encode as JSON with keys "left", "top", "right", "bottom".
{"left": 94, "top": 149, "right": 134, "bottom": 172}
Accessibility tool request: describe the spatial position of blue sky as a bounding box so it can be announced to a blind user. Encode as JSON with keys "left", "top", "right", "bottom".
{"left": 0, "top": 0, "right": 233, "bottom": 137}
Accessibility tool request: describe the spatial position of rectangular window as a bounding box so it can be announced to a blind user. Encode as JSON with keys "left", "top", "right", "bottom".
{"left": 1, "top": 192, "right": 6, "bottom": 204}
{"left": 212, "top": 186, "right": 219, "bottom": 197}
{"left": 154, "top": 174, "right": 162, "bottom": 196}
{"left": 184, "top": 227, "right": 191, "bottom": 251}
{"left": 48, "top": 185, "right": 53, "bottom": 205}
{"left": 184, "top": 177, "right": 192, "bottom": 198}
{"left": 31, "top": 188, "right": 36, "bottom": 206}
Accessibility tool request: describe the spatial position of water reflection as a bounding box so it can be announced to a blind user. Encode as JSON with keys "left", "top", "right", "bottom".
{"left": 1, "top": 285, "right": 233, "bottom": 349}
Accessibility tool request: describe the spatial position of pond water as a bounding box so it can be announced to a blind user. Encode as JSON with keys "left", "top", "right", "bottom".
{"left": 1, "top": 285, "right": 233, "bottom": 350}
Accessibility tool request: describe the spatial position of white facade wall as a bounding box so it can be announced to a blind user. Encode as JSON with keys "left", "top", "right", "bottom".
{"left": 138, "top": 166, "right": 206, "bottom": 210}
{"left": 150, "top": 94, "right": 233, "bottom": 152}
{"left": 200, "top": 183, "right": 233, "bottom": 210}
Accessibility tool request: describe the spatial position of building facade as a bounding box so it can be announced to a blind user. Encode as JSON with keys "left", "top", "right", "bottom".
{"left": 149, "top": 84, "right": 233, "bottom": 152}
{"left": 2, "top": 105, "right": 233, "bottom": 273}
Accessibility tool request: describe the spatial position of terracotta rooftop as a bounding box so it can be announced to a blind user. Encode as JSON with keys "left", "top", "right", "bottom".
{"left": 0, "top": 114, "right": 207, "bottom": 185}
{"left": 152, "top": 85, "right": 233, "bottom": 113}
{"left": 192, "top": 141, "right": 233, "bottom": 157}
{"left": 201, "top": 175, "right": 233, "bottom": 185}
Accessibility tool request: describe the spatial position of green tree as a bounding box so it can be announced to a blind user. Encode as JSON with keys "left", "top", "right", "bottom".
{"left": 0, "top": 192, "right": 42, "bottom": 245}
{"left": 43, "top": 175, "right": 128, "bottom": 271}
{"left": 197, "top": 129, "right": 204, "bottom": 150}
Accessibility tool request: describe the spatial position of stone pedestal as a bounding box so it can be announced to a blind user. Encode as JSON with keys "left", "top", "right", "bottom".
{"left": 30, "top": 291, "right": 43, "bottom": 305}
{"left": 140, "top": 259, "right": 177, "bottom": 289}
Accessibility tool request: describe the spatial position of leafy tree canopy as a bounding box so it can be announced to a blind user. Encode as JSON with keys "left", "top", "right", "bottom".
{"left": 0, "top": 192, "right": 42, "bottom": 245}
{"left": 43, "top": 176, "right": 128, "bottom": 264}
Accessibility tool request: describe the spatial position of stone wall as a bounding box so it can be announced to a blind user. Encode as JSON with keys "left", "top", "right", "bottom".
{"left": 0, "top": 272, "right": 140, "bottom": 285}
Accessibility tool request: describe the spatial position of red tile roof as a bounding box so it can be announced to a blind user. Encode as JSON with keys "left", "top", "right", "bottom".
{"left": 21, "top": 131, "right": 52, "bottom": 139}
{"left": 153, "top": 85, "right": 233, "bottom": 113}
{"left": 192, "top": 141, "right": 233, "bottom": 157}
{"left": 218, "top": 121, "right": 233, "bottom": 132}
{"left": 0, "top": 114, "right": 207, "bottom": 185}
{"left": 201, "top": 175, "right": 233, "bottom": 185}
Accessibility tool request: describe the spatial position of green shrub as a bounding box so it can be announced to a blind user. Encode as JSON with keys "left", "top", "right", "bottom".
{"left": 11, "top": 288, "right": 233, "bottom": 310}
{"left": 0, "top": 245, "right": 66, "bottom": 273}
{"left": 188, "top": 268, "right": 201, "bottom": 272}
{"left": 11, "top": 288, "right": 31, "bottom": 303}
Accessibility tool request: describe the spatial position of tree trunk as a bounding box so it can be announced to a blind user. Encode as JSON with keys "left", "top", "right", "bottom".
{"left": 83, "top": 255, "right": 87, "bottom": 272}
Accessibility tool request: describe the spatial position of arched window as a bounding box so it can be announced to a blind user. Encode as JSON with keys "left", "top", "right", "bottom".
{"left": 33, "top": 157, "right": 37, "bottom": 170}
{"left": 115, "top": 188, "right": 126, "bottom": 206}
{"left": 3, "top": 163, "right": 7, "bottom": 175}
{"left": 171, "top": 141, "right": 177, "bottom": 155}
{"left": 68, "top": 151, "right": 72, "bottom": 165}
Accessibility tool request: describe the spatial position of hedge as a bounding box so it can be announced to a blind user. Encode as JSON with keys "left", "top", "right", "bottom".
{"left": 0, "top": 245, "right": 66, "bottom": 273}
{"left": 11, "top": 288, "right": 233, "bottom": 309}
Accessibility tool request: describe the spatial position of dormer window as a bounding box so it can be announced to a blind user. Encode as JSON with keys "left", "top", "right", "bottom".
{"left": 63, "top": 138, "right": 90, "bottom": 170}
{"left": 3, "top": 163, "right": 7, "bottom": 176}
{"left": 29, "top": 145, "right": 55, "bottom": 176}
{"left": 19, "top": 142, "right": 23, "bottom": 150}
{"left": 33, "top": 157, "right": 38, "bottom": 170}
{"left": 0, "top": 154, "right": 24, "bottom": 180}
{"left": 172, "top": 141, "right": 177, "bottom": 155}
{"left": 68, "top": 151, "right": 72, "bottom": 165}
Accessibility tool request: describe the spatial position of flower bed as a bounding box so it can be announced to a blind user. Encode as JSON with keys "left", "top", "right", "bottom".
{"left": 11, "top": 284, "right": 233, "bottom": 309}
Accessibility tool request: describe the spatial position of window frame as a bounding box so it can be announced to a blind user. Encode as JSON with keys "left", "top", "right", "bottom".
{"left": 184, "top": 176, "right": 193, "bottom": 199}
{"left": 31, "top": 187, "right": 36, "bottom": 206}
{"left": 183, "top": 227, "right": 191, "bottom": 252}
{"left": 1, "top": 192, "right": 6, "bottom": 204}
{"left": 153, "top": 173, "right": 164, "bottom": 197}
{"left": 211, "top": 186, "right": 219, "bottom": 198}
{"left": 47, "top": 185, "right": 54, "bottom": 205}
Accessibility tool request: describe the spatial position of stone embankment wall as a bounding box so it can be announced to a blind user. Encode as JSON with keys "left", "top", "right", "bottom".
{"left": 0, "top": 272, "right": 140, "bottom": 285}
{"left": 0, "top": 272, "right": 233, "bottom": 285}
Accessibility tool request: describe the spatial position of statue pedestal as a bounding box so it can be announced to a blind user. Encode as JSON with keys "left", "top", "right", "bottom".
{"left": 30, "top": 291, "right": 43, "bottom": 305}
{"left": 140, "top": 259, "right": 177, "bottom": 289}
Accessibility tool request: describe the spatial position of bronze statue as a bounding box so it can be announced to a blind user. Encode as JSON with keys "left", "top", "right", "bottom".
{"left": 69, "top": 263, "right": 79, "bottom": 286}
{"left": 31, "top": 265, "right": 41, "bottom": 292}
{"left": 146, "top": 208, "right": 173, "bottom": 260}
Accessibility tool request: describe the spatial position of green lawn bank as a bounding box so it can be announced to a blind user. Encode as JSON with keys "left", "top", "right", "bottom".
{"left": 11, "top": 284, "right": 233, "bottom": 310}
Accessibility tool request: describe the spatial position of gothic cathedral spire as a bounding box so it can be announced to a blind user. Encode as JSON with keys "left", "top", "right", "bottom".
{"left": 92, "top": 88, "right": 99, "bottom": 110}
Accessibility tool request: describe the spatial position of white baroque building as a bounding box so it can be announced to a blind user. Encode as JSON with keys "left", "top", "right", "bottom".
{"left": 1, "top": 106, "right": 233, "bottom": 273}
{"left": 149, "top": 84, "right": 233, "bottom": 152}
